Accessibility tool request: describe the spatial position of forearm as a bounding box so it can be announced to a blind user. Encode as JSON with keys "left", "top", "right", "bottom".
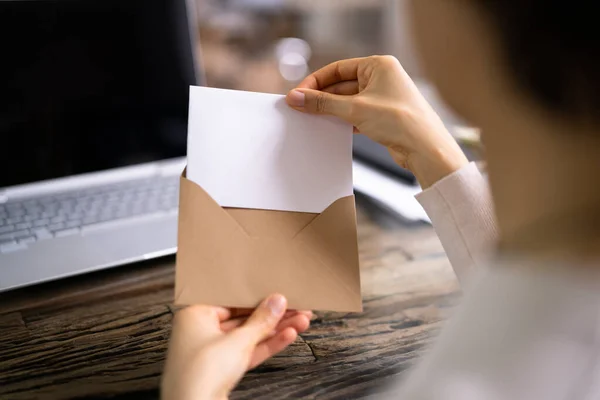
{"left": 416, "top": 162, "right": 498, "bottom": 284}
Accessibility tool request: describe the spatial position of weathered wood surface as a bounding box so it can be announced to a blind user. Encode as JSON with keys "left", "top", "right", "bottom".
{"left": 0, "top": 197, "right": 460, "bottom": 399}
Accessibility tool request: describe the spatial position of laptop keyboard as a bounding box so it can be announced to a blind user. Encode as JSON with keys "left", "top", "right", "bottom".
{"left": 0, "top": 175, "right": 179, "bottom": 253}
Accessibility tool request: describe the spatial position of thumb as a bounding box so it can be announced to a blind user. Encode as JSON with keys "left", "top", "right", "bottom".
{"left": 236, "top": 294, "right": 288, "bottom": 345}
{"left": 286, "top": 89, "right": 352, "bottom": 119}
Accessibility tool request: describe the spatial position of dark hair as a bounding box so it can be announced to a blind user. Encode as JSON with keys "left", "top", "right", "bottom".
{"left": 477, "top": 1, "right": 599, "bottom": 122}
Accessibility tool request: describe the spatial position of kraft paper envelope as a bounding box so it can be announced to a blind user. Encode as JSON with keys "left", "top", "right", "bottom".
{"left": 175, "top": 87, "right": 362, "bottom": 312}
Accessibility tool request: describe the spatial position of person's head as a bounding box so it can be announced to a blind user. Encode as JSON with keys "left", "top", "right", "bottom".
{"left": 409, "top": 1, "right": 599, "bottom": 129}
{"left": 408, "top": 1, "right": 600, "bottom": 245}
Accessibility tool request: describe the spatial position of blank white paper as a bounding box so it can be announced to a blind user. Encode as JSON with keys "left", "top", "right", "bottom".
{"left": 186, "top": 86, "right": 353, "bottom": 213}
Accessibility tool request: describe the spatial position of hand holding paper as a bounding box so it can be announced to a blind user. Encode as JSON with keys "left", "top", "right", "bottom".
{"left": 175, "top": 86, "right": 362, "bottom": 312}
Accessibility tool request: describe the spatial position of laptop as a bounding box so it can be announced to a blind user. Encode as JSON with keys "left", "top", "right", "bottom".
{"left": 0, "top": 0, "right": 202, "bottom": 292}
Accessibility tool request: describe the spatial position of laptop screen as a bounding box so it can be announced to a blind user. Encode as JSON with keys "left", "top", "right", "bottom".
{"left": 0, "top": 0, "right": 199, "bottom": 189}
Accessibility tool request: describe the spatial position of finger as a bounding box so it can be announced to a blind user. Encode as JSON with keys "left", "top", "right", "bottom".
{"left": 248, "top": 327, "right": 298, "bottom": 369}
{"left": 221, "top": 312, "right": 310, "bottom": 334}
{"left": 215, "top": 307, "right": 232, "bottom": 321}
{"left": 286, "top": 88, "right": 353, "bottom": 119}
{"left": 234, "top": 294, "right": 287, "bottom": 345}
{"left": 173, "top": 305, "right": 231, "bottom": 332}
{"left": 228, "top": 308, "right": 297, "bottom": 319}
{"left": 282, "top": 310, "right": 312, "bottom": 320}
{"left": 221, "top": 310, "right": 305, "bottom": 331}
{"left": 294, "top": 310, "right": 314, "bottom": 320}
{"left": 267, "top": 314, "right": 310, "bottom": 336}
{"left": 169, "top": 305, "right": 231, "bottom": 359}
{"left": 322, "top": 80, "right": 359, "bottom": 96}
{"left": 282, "top": 314, "right": 310, "bottom": 334}
{"left": 228, "top": 308, "right": 252, "bottom": 319}
{"left": 284, "top": 310, "right": 307, "bottom": 319}
{"left": 296, "top": 58, "right": 365, "bottom": 90}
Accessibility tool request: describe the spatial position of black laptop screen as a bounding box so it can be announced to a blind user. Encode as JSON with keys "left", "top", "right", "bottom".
{"left": 0, "top": 0, "right": 198, "bottom": 188}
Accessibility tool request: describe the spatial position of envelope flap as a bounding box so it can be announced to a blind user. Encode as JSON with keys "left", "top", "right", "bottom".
{"left": 176, "top": 173, "right": 250, "bottom": 302}
{"left": 178, "top": 174, "right": 245, "bottom": 235}
{"left": 226, "top": 208, "right": 317, "bottom": 239}
{"left": 294, "top": 195, "right": 360, "bottom": 289}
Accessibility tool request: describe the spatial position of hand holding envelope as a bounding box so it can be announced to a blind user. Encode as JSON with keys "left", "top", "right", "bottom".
{"left": 175, "top": 86, "right": 362, "bottom": 312}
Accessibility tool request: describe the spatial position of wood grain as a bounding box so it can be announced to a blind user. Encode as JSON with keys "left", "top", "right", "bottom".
{"left": 0, "top": 197, "right": 460, "bottom": 399}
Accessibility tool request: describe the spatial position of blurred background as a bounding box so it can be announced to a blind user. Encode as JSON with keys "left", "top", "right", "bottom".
{"left": 195, "top": 0, "right": 480, "bottom": 157}
{"left": 196, "top": 0, "right": 419, "bottom": 92}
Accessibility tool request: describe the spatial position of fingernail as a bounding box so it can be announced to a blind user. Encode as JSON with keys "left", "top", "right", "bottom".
{"left": 287, "top": 90, "right": 305, "bottom": 108}
{"left": 265, "top": 294, "right": 286, "bottom": 316}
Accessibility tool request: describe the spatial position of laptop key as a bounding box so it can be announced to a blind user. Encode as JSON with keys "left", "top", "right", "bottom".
{"left": 15, "top": 222, "right": 31, "bottom": 230}
{"left": 0, "top": 233, "right": 13, "bottom": 241}
{"left": 18, "top": 236, "right": 36, "bottom": 244}
{"left": 65, "top": 220, "right": 81, "bottom": 228}
{"left": 81, "top": 216, "right": 99, "bottom": 225}
{"left": 0, "top": 225, "right": 15, "bottom": 234}
{"left": 67, "top": 212, "right": 83, "bottom": 221}
{"left": 24, "top": 206, "right": 42, "bottom": 214}
{"left": 54, "top": 228, "right": 80, "bottom": 238}
{"left": 6, "top": 216, "right": 23, "bottom": 224}
{"left": 33, "top": 218, "right": 50, "bottom": 227}
{"left": 0, "top": 230, "right": 29, "bottom": 241}
{"left": 83, "top": 209, "right": 100, "bottom": 217}
{"left": 48, "top": 222, "right": 66, "bottom": 231}
{"left": 33, "top": 228, "right": 53, "bottom": 240}
{"left": 0, "top": 241, "right": 27, "bottom": 253}
{"left": 13, "top": 231, "right": 33, "bottom": 241}
{"left": 7, "top": 207, "right": 25, "bottom": 215}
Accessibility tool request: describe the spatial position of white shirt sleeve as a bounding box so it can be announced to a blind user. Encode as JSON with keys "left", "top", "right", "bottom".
{"left": 388, "top": 265, "right": 600, "bottom": 400}
{"left": 416, "top": 162, "right": 498, "bottom": 284}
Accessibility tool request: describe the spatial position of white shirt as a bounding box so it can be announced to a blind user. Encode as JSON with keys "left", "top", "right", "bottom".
{"left": 389, "top": 163, "right": 600, "bottom": 399}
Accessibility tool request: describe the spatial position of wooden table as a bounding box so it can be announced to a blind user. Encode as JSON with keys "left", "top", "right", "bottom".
{"left": 0, "top": 195, "right": 460, "bottom": 399}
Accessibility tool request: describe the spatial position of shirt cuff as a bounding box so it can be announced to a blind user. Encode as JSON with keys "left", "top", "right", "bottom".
{"left": 416, "top": 162, "right": 497, "bottom": 284}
